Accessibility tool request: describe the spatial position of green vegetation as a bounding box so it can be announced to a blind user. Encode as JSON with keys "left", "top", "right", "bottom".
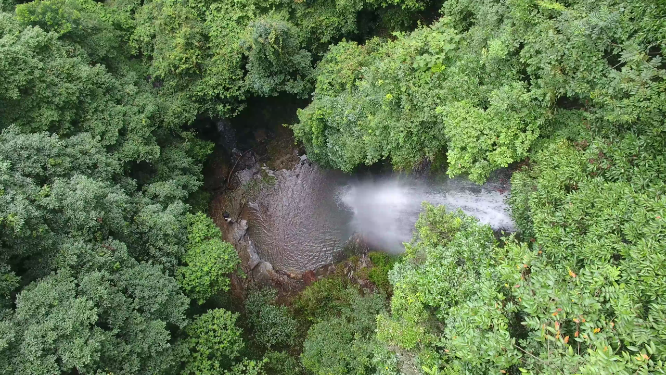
{"left": 301, "top": 291, "right": 388, "bottom": 375}
{"left": 292, "top": 0, "right": 666, "bottom": 373}
{"left": 293, "top": 0, "right": 666, "bottom": 182}
{"left": 178, "top": 213, "right": 240, "bottom": 304}
{"left": 1, "top": 0, "right": 665, "bottom": 373}
{"left": 367, "top": 251, "right": 399, "bottom": 293}
{"left": 245, "top": 288, "right": 298, "bottom": 349}
{"left": 184, "top": 309, "right": 245, "bottom": 374}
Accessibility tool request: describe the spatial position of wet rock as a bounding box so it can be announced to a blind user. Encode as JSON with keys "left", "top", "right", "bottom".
{"left": 252, "top": 261, "right": 275, "bottom": 286}
{"left": 216, "top": 119, "right": 237, "bottom": 153}
{"left": 303, "top": 270, "right": 317, "bottom": 285}
{"left": 253, "top": 128, "right": 267, "bottom": 143}
{"left": 236, "top": 167, "right": 259, "bottom": 185}
{"left": 232, "top": 220, "right": 248, "bottom": 243}
{"left": 286, "top": 271, "right": 303, "bottom": 280}
{"left": 247, "top": 241, "right": 262, "bottom": 270}
{"left": 344, "top": 233, "right": 371, "bottom": 255}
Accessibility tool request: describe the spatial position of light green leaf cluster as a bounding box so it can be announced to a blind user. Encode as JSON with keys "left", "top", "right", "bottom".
{"left": 184, "top": 309, "right": 245, "bottom": 375}
{"left": 177, "top": 213, "right": 240, "bottom": 304}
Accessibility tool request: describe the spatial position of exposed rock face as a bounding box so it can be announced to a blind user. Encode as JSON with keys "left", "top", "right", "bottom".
{"left": 302, "top": 270, "right": 316, "bottom": 286}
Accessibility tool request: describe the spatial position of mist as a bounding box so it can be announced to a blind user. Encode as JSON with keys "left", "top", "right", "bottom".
{"left": 338, "top": 175, "right": 514, "bottom": 253}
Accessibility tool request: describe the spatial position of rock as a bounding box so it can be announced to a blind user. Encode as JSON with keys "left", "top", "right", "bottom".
{"left": 247, "top": 241, "right": 262, "bottom": 270}
{"left": 254, "top": 128, "right": 268, "bottom": 143}
{"left": 232, "top": 220, "right": 248, "bottom": 243}
{"left": 358, "top": 254, "right": 371, "bottom": 269}
{"left": 252, "top": 261, "right": 276, "bottom": 286}
{"left": 236, "top": 166, "right": 259, "bottom": 185}
{"left": 303, "top": 270, "right": 317, "bottom": 285}
{"left": 286, "top": 271, "right": 303, "bottom": 280}
{"left": 216, "top": 120, "right": 237, "bottom": 153}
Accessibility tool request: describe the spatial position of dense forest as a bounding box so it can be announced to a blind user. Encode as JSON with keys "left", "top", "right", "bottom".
{"left": 0, "top": 0, "right": 664, "bottom": 373}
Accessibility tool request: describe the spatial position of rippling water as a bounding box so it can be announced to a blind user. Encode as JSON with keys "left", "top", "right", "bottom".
{"left": 247, "top": 163, "right": 352, "bottom": 272}
{"left": 247, "top": 163, "right": 514, "bottom": 271}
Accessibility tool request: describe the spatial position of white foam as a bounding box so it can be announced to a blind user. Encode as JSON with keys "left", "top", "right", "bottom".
{"left": 338, "top": 176, "right": 514, "bottom": 253}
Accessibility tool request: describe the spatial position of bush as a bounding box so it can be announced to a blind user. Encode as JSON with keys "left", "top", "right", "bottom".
{"left": 184, "top": 309, "right": 245, "bottom": 374}
{"left": 380, "top": 196, "right": 666, "bottom": 374}
{"left": 301, "top": 291, "right": 390, "bottom": 375}
{"left": 292, "top": 276, "right": 356, "bottom": 322}
{"left": 245, "top": 288, "right": 298, "bottom": 349}
{"left": 367, "top": 252, "right": 398, "bottom": 293}
{"left": 263, "top": 351, "right": 304, "bottom": 375}
{"left": 177, "top": 213, "right": 240, "bottom": 304}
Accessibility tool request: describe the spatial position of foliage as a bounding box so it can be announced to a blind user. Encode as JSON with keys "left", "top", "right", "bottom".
{"left": 301, "top": 289, "right": 391, "bottom": 375}
{"left": 381, "top": 196, "right": 666, "bottom": 373}
{"left": 293, "top": 275, "right": 356, "bottom": 322}
{"left": 184, "top": 309, "right": 245, "bottom": 375}
{"left": 224, "top": 358, "right": 267, "bottom": 375}
{"left": 15, "top": 0, "right": 130, "bottom": 65}
{"left": 0, "top": 263, "right": 18, "bottom": 316}
{"left": 294, "top": 0, "right": 666, "bottom": 182}
{"left": 245, "top": 288, "right": 298, "bottom": 349}
{"left": 130, "top": 0, "right": 423, "bottom": 119}
{"left": 0, "top": 4, "right": 212, "bottom": 372}
{"left": 378, "top": 205, "right": 518, "bottom": 373}
{"left": 177, "top": 213, "right": 240, "bottom": 304}
{"left": 503, "top": 132, "right": 666, "bottom": 374}
{"left": 263, "top": 351, "right": 304, "bottom": 375}
{"left": 242, "top": 17, "right": 313, "bottom": 97}
{"left": 1, "top": 250, "right": 190, "bottom": 374}
{"left": 3, "top": 0, "right": 666, "bottom": 373}
{"left": 367, "top": 251, "right": 398, "bottom": 293}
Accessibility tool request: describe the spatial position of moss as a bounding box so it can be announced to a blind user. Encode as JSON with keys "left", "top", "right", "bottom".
{"left": 367, "top": 252, "right": 398, "bottom": 294}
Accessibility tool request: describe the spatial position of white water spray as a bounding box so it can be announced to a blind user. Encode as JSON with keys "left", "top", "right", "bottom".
{"left": 338, "top": 175, "right": 514, "bottom": 253}
{"left": 246, "top": 163, "right": 514, "bottom": 271}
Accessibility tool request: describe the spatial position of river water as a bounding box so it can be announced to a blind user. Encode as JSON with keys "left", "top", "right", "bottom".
{"left": 246, "top": 162, "right": 514, "bottom": 272}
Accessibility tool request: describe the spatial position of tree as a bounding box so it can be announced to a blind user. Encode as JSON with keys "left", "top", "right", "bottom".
{"left": 0, "top": 17, "right": 169, "bottom": 162}
{"left": 177, "top": 213, "right": 240, "bottom": 304}
{"left": 301, "top": 288, "right": 390, "bottom": 375}
{"left": 242, "top": 17, "right": 313, "bottom": 98}
{"left": 15, "top": 0, "right": 130, "bottom": 65}
{"left": 184, "top": 309, "right": 245, "bottom": 375}
{"left": 245, "top": 288, "right": 297, "bottom": 349}
{"left": 1, "top": 244, "right": 190, "bottom": 375}
{"left": 293, "top": 0, "right": 666, "bottom": 182}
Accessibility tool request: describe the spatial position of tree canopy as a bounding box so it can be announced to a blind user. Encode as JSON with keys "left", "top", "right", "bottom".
{"left": 1, "top": 0, "right": 665, "bottom": 373}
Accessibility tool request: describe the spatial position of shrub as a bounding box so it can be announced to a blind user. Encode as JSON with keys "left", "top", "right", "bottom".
{"left": 177, "top": 213, "right": 240, "bottom": 304}
{"left": 293, "top": 276, "right": 356, "bottom": 322}
{"left": 263, "top": 351, "right": 304, "bottom": 375}
{"left": 184, "top": 309, "right": 245, "bottom": 374}
{"left": 367, "top": 251, "right": 398, "bottom": 293}
{"left": 301, "top": 291, "right": 389, "bottom": 375}
{"left": 245, "top": 288, "right": 298, "bottom": 349}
